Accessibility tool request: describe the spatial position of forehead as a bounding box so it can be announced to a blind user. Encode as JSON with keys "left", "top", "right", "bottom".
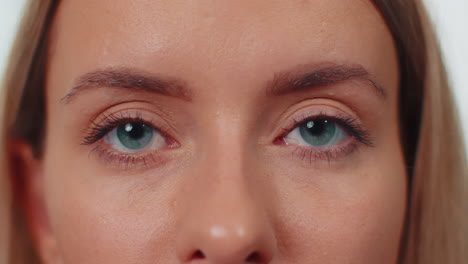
{"left": 48, "top": 0, "right": 397, "bottom": 96}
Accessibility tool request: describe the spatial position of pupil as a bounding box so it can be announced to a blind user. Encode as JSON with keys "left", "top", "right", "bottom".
{"left": 125, "top": 123, "right": 145, "bottom": 139}
{"left": 299, "top": 118, "right": 337, "bottom": 147}
{"left": 306, "top": 120, "right": 327, "bottom": 136}
{"left": 116, "top": 121, "right": 154, "bottom": 150}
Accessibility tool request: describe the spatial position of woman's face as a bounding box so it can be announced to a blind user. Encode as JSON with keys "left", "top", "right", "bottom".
{"left": 29, "top": 0, "right": 406, "bottom": 263}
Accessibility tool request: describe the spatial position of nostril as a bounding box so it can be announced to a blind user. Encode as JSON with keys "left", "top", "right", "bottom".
{"left": 246, "top": 251, "right": 264, "bottom": 262}
{"left": 187, "top": 249, "right": 268, "bottom": 262}
{"left": 190, "top": 250, "right": 205, "bottom": 260}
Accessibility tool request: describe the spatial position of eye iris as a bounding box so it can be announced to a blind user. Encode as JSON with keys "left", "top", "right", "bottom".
{"left": 116, "top": 122, "right": 153, "bottom": 150}
{"left": 299, "top": 119, "right": 336, "bottom": 146}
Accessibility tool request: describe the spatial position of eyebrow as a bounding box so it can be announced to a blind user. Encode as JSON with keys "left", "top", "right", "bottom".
{"left": 61, "top": 69, "right": 192, "bottom": 103}
{"left": 62, "top": 64, "right": 385, "bottom": 104}
{"left": 266, "top": 64, "right": 386, "bottom": 98}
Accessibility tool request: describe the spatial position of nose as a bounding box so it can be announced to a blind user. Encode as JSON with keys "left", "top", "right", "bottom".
{"left": 176, "top": 163, "right": 277, "bottom": 263}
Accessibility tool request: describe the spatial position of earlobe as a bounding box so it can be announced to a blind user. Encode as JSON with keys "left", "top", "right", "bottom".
{"left": 8, "top": 140, "right": 63, "bottom": 264}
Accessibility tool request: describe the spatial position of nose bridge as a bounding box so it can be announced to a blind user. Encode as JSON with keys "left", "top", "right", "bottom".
{"left": 176, "top": 112, "right": 276, "bottom": 263}
{"left": 202, "top": 105, "right": 250, "bottom": 180}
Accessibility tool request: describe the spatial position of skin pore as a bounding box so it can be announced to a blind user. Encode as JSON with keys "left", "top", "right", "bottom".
{"left": 19, "top": 0, "right": 406, "bottom": 263}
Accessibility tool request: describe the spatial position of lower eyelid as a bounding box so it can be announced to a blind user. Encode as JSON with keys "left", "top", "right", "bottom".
{"left": 88, "top": 145, "right": 170, "bottom": 171}
{"left": 291, "top": 142, "right": 360, "bottom": 164}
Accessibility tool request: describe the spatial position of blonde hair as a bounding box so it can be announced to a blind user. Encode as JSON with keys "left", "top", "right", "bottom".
{"left": 1, "top": 0, "right": 466, "bottom": 263}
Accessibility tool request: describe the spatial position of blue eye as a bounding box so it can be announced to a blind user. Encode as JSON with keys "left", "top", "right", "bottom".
{"left": 105, "top": 122, "right": 164, "bottom": 152}
{"left": 285, "top": 119, "right": 349, "bottom": 147}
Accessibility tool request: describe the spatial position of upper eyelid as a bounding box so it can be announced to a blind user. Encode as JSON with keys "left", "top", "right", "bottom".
{"left": 283, "top": 115, "right": 355, "bottom": 139}
{"left": 273, "top": 98, "right": 360, "bottom": 128}
{"left": 91, "top": 104, "right": 180, "bottom": 130}
{"left": 85, "top": 104, "right": 364, "bottom": 145}
{"left": 277, "top": 108, "right": 357, "bottom": 136}
{"left": 275, "top": 105, "right": 374, "bottom": 147}
{"left": 82, "top": 109, "right": 175, "bottom": 145}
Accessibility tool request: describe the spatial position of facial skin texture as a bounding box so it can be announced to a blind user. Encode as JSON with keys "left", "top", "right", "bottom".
{"left": 23, "top": 0, "right": 406, "bottom": 263}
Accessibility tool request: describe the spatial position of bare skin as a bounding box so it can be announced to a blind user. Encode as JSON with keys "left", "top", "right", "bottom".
{"left": 17, "top": 0, "right": 406, "bottom": 263}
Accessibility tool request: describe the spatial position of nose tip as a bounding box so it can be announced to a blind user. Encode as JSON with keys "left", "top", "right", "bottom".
{"left": 179, "top": 223, "right": 274, "bottom": 263}
{"left": 176, "top": 184, "right": 276, "bottom": 264}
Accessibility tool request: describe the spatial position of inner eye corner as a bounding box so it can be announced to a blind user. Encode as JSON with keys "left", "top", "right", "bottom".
{"left": 273, "top": 135, "right": 286, "bottom": 145}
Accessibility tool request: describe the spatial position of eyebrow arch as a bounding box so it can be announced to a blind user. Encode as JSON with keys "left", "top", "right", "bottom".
{"left": 266, "top": 64, "right": 387, "bottom": 98}
{"left": 61, "top": 68, "right": 192, "bottom": 104}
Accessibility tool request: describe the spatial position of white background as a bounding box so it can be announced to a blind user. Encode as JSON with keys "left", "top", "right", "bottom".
{"left": 1, "top": 0, "right": 467, "bottom": 151}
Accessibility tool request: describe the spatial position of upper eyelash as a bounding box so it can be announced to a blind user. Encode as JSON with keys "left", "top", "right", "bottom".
{"left": 82, "top": 111, "right": 159, "bottom": 146}
{"left": 280, "top": 111, "right": 374, "bottom": 147}
{"left": 83, "top": 110, "right": 373, "bottom": 148}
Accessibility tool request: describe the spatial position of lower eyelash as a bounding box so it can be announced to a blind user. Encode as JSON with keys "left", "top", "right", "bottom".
{"left": 292, "top": 143, "right": 360, "bottom": 164}
{"left": 89, "top": 145, "right": 165, "bottom": 171}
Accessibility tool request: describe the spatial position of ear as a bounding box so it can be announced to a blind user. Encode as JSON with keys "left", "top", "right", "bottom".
{"left": 9, "top": 140, "right": 63, "bottom": 264}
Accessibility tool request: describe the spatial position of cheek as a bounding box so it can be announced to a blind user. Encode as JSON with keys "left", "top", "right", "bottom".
{"left": 268, "top": 146, "right": 407, "bottom": 263}
{"left": 273, "top": 171, "right": 406, "bottom": 263}
{"left": 41, "top": 146, "right": 179, "bottom": 263}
